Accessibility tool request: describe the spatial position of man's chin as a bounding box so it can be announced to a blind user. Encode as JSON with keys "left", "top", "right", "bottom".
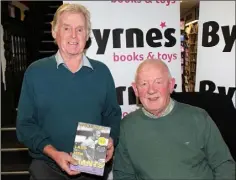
{"left": 144, "top": 107, "right": 160, "bottom": 112}
{"left": 144, "top": 103, "right": 161, "bottom": 110}
{"left": 68, "top": 52, "right": 82, "bottom": 55}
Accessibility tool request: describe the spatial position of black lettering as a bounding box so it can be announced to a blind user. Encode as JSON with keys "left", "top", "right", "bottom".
{"left": 116, "top": 86, "right": 126, "bottom": 105}
{"left": 221, "top": 25, "right": 236, "bottom": 52}
{"left": 202, "top": 21, "right": 219, "bottom": 47}
{"left": 199, "top": 80, "right": 216, "bottom": 92}
{"left": 146, "top": 28, "right": 162, "bottom": 47}
{"left": 218, "top": 86, "right": 236, "bottom": 100}
{"left": 93, "top": 29, "right": 110, "bottom": 54}
{"left": 93, "top": 26, "right": 177, "bottom": 54}
{"left": 164, "top": 28, "right": 176, "bottom": 47}
{"left": 113, "top": 29, "right": 124, "bottom": 48}
{"left": 128, "top": 87, "right": 141, "bottom": 105}
{"left": 126, "top": 28, "right": 144, "bottom": 48}
{"left": 128, "top": 87, "right": 136, "bottom": 105}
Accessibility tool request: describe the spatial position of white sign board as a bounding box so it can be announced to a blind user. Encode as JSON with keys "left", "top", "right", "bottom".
{"left": 195, "top": 1, "right": 235, "bottom": 106}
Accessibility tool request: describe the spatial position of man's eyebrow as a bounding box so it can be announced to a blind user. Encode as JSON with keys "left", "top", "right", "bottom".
{"left": 62, "top": 24, "right": 84, "bottom": 28}
{"left": 62, "top": 23, "right": 70, "bottom": 26}
{"left": 137, "top": 79, "right": 147, "bottom": 82}
{"left": 76, "top": 25, "right": 85, "bottom": 29}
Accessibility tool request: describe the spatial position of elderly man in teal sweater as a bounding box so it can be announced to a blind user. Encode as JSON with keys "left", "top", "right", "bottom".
{"left": 113, "top": 59, "right": 235, "bottom": 180}
{"left": 16, "top": 3, "right": 121, "bottom": 180}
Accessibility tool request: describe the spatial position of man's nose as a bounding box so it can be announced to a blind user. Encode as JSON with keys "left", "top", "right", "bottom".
{"left": 71, "top": 29, "right": 77, "bottom": 38}
{"left": 147, "top": 84, "right": 155, "bottom": 94}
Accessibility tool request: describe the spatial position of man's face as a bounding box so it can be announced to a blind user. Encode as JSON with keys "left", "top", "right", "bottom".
{"left": 52, "top": 12, "right": 88, "bottom": 57}
{"left": 132, "top": 63, "right": 175, "bottom": 115}
{"left": 94, "top": 131, "right": 101, "bottom": 139}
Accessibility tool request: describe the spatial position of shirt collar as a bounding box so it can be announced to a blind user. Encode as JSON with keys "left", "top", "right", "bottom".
{"left": 142, "top": 98, "right": 175, "bottom": 119}
{"left": 55, "top": 51, "right": 93, "bottom": 70}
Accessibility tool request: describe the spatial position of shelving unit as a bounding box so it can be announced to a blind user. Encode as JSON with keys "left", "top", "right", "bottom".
{"left": 182, "top": 22, "right": 198, "bottom": 92}
{"left": 181, "top": 31, "right": 187, "bottom": 91}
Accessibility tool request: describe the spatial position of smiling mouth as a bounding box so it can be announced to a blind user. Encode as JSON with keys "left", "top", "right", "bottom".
{"left": 68, "top": 42, "right": 78, "bottom": 45}
{"left": 148, "top": 97, "right": 159, "bottom": 101}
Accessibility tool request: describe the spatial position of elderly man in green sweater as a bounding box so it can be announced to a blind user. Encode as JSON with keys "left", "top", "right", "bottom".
{"left": 113, "top": 59, "right": 235, "bottom": 180}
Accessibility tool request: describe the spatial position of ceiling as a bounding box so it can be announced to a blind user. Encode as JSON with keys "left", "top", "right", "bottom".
{"left": 180, "top": 0, "right": 199, "bottom": 17}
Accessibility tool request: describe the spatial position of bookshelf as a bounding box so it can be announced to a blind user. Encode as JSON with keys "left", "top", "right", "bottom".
{"left": 183, "top": 22, "right": 198, "bottom": 92}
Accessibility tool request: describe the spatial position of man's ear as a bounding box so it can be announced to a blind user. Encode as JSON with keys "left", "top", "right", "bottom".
{"left": 52, "top": 25, "right": 57, "bottom": 40}
{"left": 169, "top": 78, "right": 176, "bottom": 93}
{"left": 132, "top": 82, "right": 139, "bottom": 97}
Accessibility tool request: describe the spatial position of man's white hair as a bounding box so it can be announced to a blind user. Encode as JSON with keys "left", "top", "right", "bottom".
{"left": 134, "top": 59, "right": 172, "bottom": 82}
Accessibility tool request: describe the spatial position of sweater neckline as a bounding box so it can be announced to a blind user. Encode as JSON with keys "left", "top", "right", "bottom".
{"left": 138, "top": 101, "right": 179, "bottom": 121}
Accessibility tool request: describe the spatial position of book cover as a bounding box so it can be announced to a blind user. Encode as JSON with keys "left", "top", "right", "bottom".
{"left": 70, "top": 122, "right": 111, "bottom": 176}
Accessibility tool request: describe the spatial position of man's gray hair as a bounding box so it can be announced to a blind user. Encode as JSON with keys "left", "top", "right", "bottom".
{"left": 51, "top": 3, "right": 91, "bottom": 37}
{"left": 134, "top": 59, "right": 172, "bottom": 82}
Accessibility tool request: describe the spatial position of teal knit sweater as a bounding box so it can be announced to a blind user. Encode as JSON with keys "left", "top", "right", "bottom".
{"left": 16, "top": 55, "right": 121, "bottom": 161}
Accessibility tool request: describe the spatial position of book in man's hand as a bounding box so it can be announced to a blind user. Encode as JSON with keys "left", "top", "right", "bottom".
{"left": 70, "top": 122, "right": 110, "bottom": 176}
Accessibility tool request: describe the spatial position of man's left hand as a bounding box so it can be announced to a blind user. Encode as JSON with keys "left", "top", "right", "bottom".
{"left": 106, "top": 138, "right": 114, "bottom": 162}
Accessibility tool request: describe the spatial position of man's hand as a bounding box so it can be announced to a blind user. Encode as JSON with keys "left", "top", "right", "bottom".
{"left": 106, "top": 138, "right": 114, "bottom": 162}
{"left": 43, "top": 145, "right": 80, "bottom": 176}
{"left": 53, "top": 151, "right": 81, "bottom": 176}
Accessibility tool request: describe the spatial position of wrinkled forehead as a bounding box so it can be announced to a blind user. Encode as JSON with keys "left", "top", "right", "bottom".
{"left": 136, "top": 65, "right": 168, "bottom": 81}
{"left": 58, "top": 12, "right": 86, "bottom": 26}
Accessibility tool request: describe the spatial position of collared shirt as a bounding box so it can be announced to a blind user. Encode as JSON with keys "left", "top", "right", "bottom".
{"left": 142, "top": 98, "right": 175, "bottom": 119}
{"left": 55, "top": 51, "right": 93, "bottom": 72}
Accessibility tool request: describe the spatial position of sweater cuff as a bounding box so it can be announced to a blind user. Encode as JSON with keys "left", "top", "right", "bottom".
{"left": 37, "top": 139, "right": 51, "bottom": 153}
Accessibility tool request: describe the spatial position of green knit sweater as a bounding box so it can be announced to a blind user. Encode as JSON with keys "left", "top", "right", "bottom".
{"left": 113, "top": 101, "right": 235, "bottom": 180}
{"left": 16, "top": 55, "right": 121, "bottom": 162}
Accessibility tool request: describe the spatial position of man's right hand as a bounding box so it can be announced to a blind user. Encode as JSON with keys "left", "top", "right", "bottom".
{"left": 43, "top": 145, "right": 81, "bottom": 176}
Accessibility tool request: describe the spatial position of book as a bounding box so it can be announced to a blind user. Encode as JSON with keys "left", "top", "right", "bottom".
{"left": 70, "top": 122, "right": 111, "bottom": 176}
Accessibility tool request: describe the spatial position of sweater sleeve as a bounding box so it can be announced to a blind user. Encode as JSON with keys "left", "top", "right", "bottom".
{"left": 101, "top": 68, "right": 121, "bottom": 146}
{"left": 113, "top": 122, "right": 136, "bottom": 180}
{"left": 16, "top": 69, "right": 51, "bottom": 153}
{"left": 203, "top": 113, "right": 235, "bottom": 179}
